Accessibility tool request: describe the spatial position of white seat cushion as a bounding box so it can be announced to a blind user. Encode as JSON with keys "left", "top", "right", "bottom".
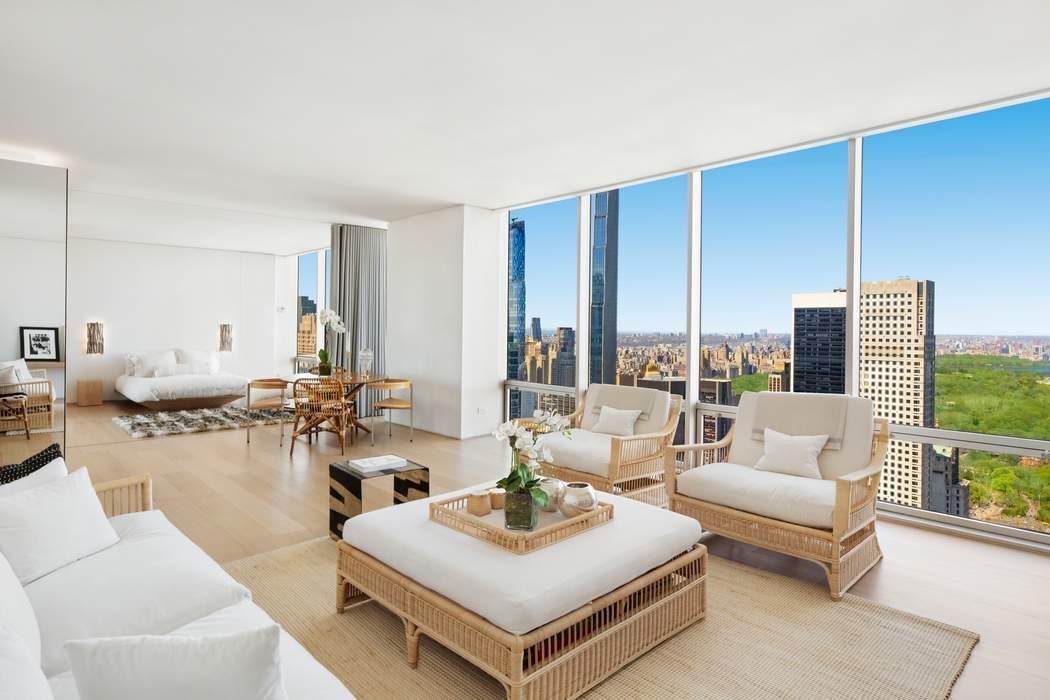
{"left": 27, "top": 510, "right": 249, "bottom": 677}
{"left": 344, "top": 485, "right": 701, "bottom": 634}
{"left": 676, "top": 462, "right": 837, "bottom": 530}
{"left": 537, "top": 429, "right": 611, "bottom": 477}
{"left": 0, "top": 623, "right": 52, "bottom": 700}
{"left": 46, "top": 601, "right": 354, "bottom": 700}
{"left": 0, "top": 552, "right": 40, "bottom": 667}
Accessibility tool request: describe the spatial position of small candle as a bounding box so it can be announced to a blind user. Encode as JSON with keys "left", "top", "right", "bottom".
{"left": 467, "top": 490, "right": 492, "bottom": 516}
{"left": 489, "top": 488, "right": 506, "bottom": 510}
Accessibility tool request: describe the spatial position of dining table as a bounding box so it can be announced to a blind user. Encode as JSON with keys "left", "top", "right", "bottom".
{"left": 284, "top": 370, "right": 387, "bottom": 436}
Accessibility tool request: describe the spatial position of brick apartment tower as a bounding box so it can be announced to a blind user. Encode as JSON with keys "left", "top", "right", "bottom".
{"left": 858, "top": 278, "right": 935, "bottom": 508}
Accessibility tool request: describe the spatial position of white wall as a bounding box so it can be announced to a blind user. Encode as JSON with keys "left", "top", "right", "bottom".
{"left": 0, "top": 236, "right": 66, "bottom": 398}
{"left": 273, "top": 253, "right": 298, "bottom": 373}
{"left": 386, "top": 204, "right": 502, "bottom": 439}
{"left": 67, "top": 238, "right": 279, "bottom": 401}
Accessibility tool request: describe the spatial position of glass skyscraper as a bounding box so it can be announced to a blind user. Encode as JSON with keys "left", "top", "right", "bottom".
{"left": 507, "top": 218, "right": 526, "bottom": 417}
{"left": 589, "top": 190, "right": 618, "bottom": 385}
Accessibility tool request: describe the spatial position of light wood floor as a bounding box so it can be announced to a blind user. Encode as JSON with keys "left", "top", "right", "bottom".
{"left": 12, "top": 402, "right": 1048, "bottom": 698}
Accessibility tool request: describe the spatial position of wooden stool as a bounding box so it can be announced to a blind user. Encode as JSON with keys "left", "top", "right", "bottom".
{"left": 0, "top": 395, "right": 31, "bottom": 440}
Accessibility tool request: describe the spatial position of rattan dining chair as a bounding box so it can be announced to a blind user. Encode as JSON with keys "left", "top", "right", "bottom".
{"left": 370, "top": 378, "right": 413, "bottom": 445}
{"left": 245, "top": 378, "right": 290, "bottom": 446}
{"left": 290, "top": 377, "right": 349, "bottom": 455}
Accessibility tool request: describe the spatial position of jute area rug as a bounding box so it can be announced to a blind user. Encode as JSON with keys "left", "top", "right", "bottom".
{"left": 224, "top": 537, "right": 977, "bottom": 699}
{"left": 112, "top": 407, "right": 288, "bottom": 438}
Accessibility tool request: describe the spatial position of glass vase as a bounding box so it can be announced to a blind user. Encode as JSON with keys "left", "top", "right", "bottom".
{"left": 504, "top": 492, "right": 538, "bottom": 531}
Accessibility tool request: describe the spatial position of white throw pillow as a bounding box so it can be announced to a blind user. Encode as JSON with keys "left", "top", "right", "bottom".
{"left": 590, "top": 405, "right": 642, "bottom": 437}
{"left": 151, "top": 363, "right": 197, "bottom": 377}
{"left": 754, "top": 428, "right": 828, "bottom": 479}
{"left": 0, "top": 624, "right": 52, "bottom": 700}
{"left": 0, "top": 553, "right": 40, "bottom": 666}
{"left": 64, "top": 626, "right": 287, "bottom": 700}
{"left": 176, "top": 349, "right": 220, "bottom": 374}
{"left": 132, "top": 350, "right": 177, "bottom": 377}
{"left": 0, "top": 468, "right": 119, "bottom": 584}
{"left": 0, "top": 457, "right": 68, "bottom": 497}
{"left": 0, "top": 365, "right": 19, "bottom": 385}
{"left": 0, "top": 359, "right": 32, "bottom": 383}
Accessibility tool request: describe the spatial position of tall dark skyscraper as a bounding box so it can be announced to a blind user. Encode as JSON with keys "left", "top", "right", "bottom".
{"left": 551, "top": 327, "right": 576, "bottom": 387}
{"left": 530, "top": 317, "right": 542, "bottom": 342}
{"left": 791, "top": 292, "right": 846, "bottom": 394}
{"left": 507, "top": 218, "right": 526, "bottom": 417}
{"left": 589, "top": 190, "right": 618, "bottom": 385}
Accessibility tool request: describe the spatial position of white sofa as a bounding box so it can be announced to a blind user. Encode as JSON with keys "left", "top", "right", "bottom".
{"left": 2, "top": 474, "right": 353, "bottom": 699}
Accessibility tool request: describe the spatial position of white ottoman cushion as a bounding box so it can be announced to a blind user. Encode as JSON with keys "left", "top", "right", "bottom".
{"left": 344, "top": 486, "right": 701, "bottom": 634}
{"left": 676, "top": 462, "right": 837, "bottom": 529}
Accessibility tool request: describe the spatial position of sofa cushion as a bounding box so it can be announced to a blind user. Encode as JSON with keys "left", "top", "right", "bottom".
{"left": 676, "top": 462, "right": 837, "bottom": 530}
{"left": 727, "top": 392, "right": 874, "bottom": 480}
{"left": 46, "top": 601, "right": 353, "bottom": 700}
{"left": 0, "top": 468, "right": 119, "bottom": 585}
{"left": 0, "top": 443, "right": 63, "bottom": 485}
{"left": 580, "top": 384, "right": 671, "bottom": 435}
{"left": 0, "top": 358, "right": 33, "bottom": 383}
{"left": 590, "top": 406, "right": 642, "bottom": 437}
{"left": 345, "top": 484, "right": 701, "bottom": 634}
{"left": 27, "top": 509, "right": 249, "bottom": 677}
{"left": 0, "top": 457, "right": 67, "bottom": 497}
{"left": 753, "top": 429, "right": 826, "bottom": 479}
{"left": 63, "top": 626, "right": 287, "bottom": 700}
{"left": 0, "top": 552, "right": 40, "bottom": 666}
{"left": 0, "top": 623, "right": 52, "bottom": 700}
{"left": 537, "top": 429, "right": 612, "bottom": 477}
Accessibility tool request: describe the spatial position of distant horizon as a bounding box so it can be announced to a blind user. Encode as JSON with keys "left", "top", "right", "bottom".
{"left": 533, "top": 327, "right": 1050, "bottom": 340}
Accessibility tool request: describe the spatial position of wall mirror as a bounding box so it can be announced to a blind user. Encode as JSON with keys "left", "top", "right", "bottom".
{"left": 0, "top": 157, "right": 67, "bottom": 464}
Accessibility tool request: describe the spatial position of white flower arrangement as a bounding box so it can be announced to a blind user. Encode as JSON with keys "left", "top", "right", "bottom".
{"left": 492, "top": 410, "right": 569, "bottom": 471}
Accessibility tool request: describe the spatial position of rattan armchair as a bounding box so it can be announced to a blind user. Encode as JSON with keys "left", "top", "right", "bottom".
{"left": 94, "top": 473, "right": 154, "bottom": 517}
{"left": 666, "top": 394, "right": 889, "bottom": 600}
{"left": 0, "top": 371, "right": 54, "bottom": 433}
{"left": 536, "top": 385, "right": 683, "bottom": 506}
{"left": 290, "top": 377, "right": 350, "bottom": 455}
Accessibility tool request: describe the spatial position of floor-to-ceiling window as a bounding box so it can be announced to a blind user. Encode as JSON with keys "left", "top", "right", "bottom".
{"left": 862, "top": 98, "right": 1050, "bottom": 533}
{"left": 506, "top": 198, "right": 579, "bottom": 419}
{"left": 591, "top": 175, "right": 689, "bottom": 439}
{"left": 699, "top": 142, "right": 848, "bottom": 441}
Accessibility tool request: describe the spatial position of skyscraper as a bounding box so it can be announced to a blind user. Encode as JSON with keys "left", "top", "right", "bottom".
{"left": 507, "top": 218, "right": 526, "bottom": 417}
{"left": 550, "top": 327, "right": 576, "bottom": 387}
{"left": 699, "top": 379, "right": 734, "bottom": 443}
{"left": 589, "top": 190, "right": 618, "bottom": 385}
{"left": 791, "top": 291, "right": 847, "bottom": 393}
{"left": 925, "top": 445, "right": 969, "bottom": 517}
{"left": 859, "top": 278, "right": 936, "bottom": 509}
{"left": 530, "top": 317, "right": 542, "bottom": 342}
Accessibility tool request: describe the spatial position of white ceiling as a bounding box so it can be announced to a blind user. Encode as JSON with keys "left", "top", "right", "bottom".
{"left": 2, "top": 1, "right": 1050, "bottom": 251}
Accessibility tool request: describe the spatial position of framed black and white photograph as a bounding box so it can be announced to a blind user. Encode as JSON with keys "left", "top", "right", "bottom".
{"left": 19, "top": 326, "right": 60, "bottom": 362}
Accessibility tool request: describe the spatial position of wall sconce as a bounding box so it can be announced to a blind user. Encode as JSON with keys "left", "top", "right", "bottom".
{"left": 86, "top": 322, "right": 104, "bottom": 355}
{"left": 219, "top": 323, "right": 233, "bottom": 352}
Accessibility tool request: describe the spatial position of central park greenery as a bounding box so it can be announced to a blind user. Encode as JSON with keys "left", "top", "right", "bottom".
{"left": 730, "top": 354, "right": 1050, "bottom": 529}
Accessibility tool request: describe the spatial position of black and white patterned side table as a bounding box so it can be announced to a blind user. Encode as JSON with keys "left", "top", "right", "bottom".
{"left": 328, "top": 457, "right": 430, "bottom": 539}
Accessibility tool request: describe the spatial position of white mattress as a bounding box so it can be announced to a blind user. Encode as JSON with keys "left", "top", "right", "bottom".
{"left": 47, "top": 600, "right": 354, "bottom": 700}
{"left": 115, "top": 373, "right": 248, "bottom": 403}
{"left": 343, "top": 484, "right": 702, "bottom": 634}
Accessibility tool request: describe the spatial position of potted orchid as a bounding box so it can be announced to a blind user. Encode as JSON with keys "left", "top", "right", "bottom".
{"left": 493, "top": 410, "right": 570, "bottom": 530}
{"left": 316, "top": 309, "right": 346, "bottom": 376}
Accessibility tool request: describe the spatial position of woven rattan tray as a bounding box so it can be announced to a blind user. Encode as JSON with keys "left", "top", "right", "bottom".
{"left": 429, "top": 494, "right": 614, "bottom": 555}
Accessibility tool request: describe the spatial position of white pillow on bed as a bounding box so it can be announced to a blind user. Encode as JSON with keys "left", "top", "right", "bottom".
{"left": 152, "top": 364, "right": 198, "bottom": 378}
{"left": 176, "top": 349, "right": 220, "bottom": 375}
{"left": 129, "top": 351, "right": 177, "bottom": 377}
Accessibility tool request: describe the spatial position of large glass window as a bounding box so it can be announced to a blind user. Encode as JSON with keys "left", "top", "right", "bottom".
{"left": 862, "top": 98, "right": 1050, "bottom": 531}
{"left": 590, "top": 175, "right": 689, "bottom": 440}
{"left": 297, "top": 251, "right": 319, "bottom": 356}
{"left": 506, "top": 198, "right": 578, "bottom": 419}
{"left": 699, "top": 142, "right": 848, "bottom": 431}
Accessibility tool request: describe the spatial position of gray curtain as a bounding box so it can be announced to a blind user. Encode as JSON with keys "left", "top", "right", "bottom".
{"left": 329, "top": 223, "right": 387, "bottom": 417}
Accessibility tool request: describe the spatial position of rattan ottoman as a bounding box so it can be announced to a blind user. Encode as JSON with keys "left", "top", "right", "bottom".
{"left": 335, "top": 491, "right": 707, "bottom": 699}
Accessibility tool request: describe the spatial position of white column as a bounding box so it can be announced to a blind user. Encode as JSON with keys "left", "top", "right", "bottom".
{"left": 684, "top": 170, "right": 702, "bottom": 443}
{"left": 845, "top": 138, "right": 863, "bottom": 396}
{"left": 575, "top": 194, "right": 591, "bottom": 398}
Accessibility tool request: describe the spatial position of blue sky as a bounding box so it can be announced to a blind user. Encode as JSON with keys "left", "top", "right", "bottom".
{"left": 511, "top": 97, "right": 1049, "bottom": 336}
{"left": 298, "top": 251, "right": 317, "bottom": 300}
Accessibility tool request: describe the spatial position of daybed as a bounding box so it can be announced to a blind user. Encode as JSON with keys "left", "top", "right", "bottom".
{"left": 115, "top": 349, "right": 247, "bottom": 410}
{"left": 667, "top": 391, "right": 889, "bottom": 599}
{"left": 1, "top": 467, "right": 353, "bottom": 699}
{"left": 536, "top": 383, "right": 682, "bottom": 506}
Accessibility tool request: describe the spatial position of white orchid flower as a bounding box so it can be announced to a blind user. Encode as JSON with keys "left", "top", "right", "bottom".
{"left": 514, "top": 433, "right": 535, "bottom": 450}
{"left": 532, "top": 409, "right": 545, "bottom": 419}
{"left": 527, "top": 458, "right": 540, "bottom": 470}
{"left": 518, "top": 445, "right": 539, "bottom": 459}
{"left": 330, "top": 319, "right": 347, "bottom": 333}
